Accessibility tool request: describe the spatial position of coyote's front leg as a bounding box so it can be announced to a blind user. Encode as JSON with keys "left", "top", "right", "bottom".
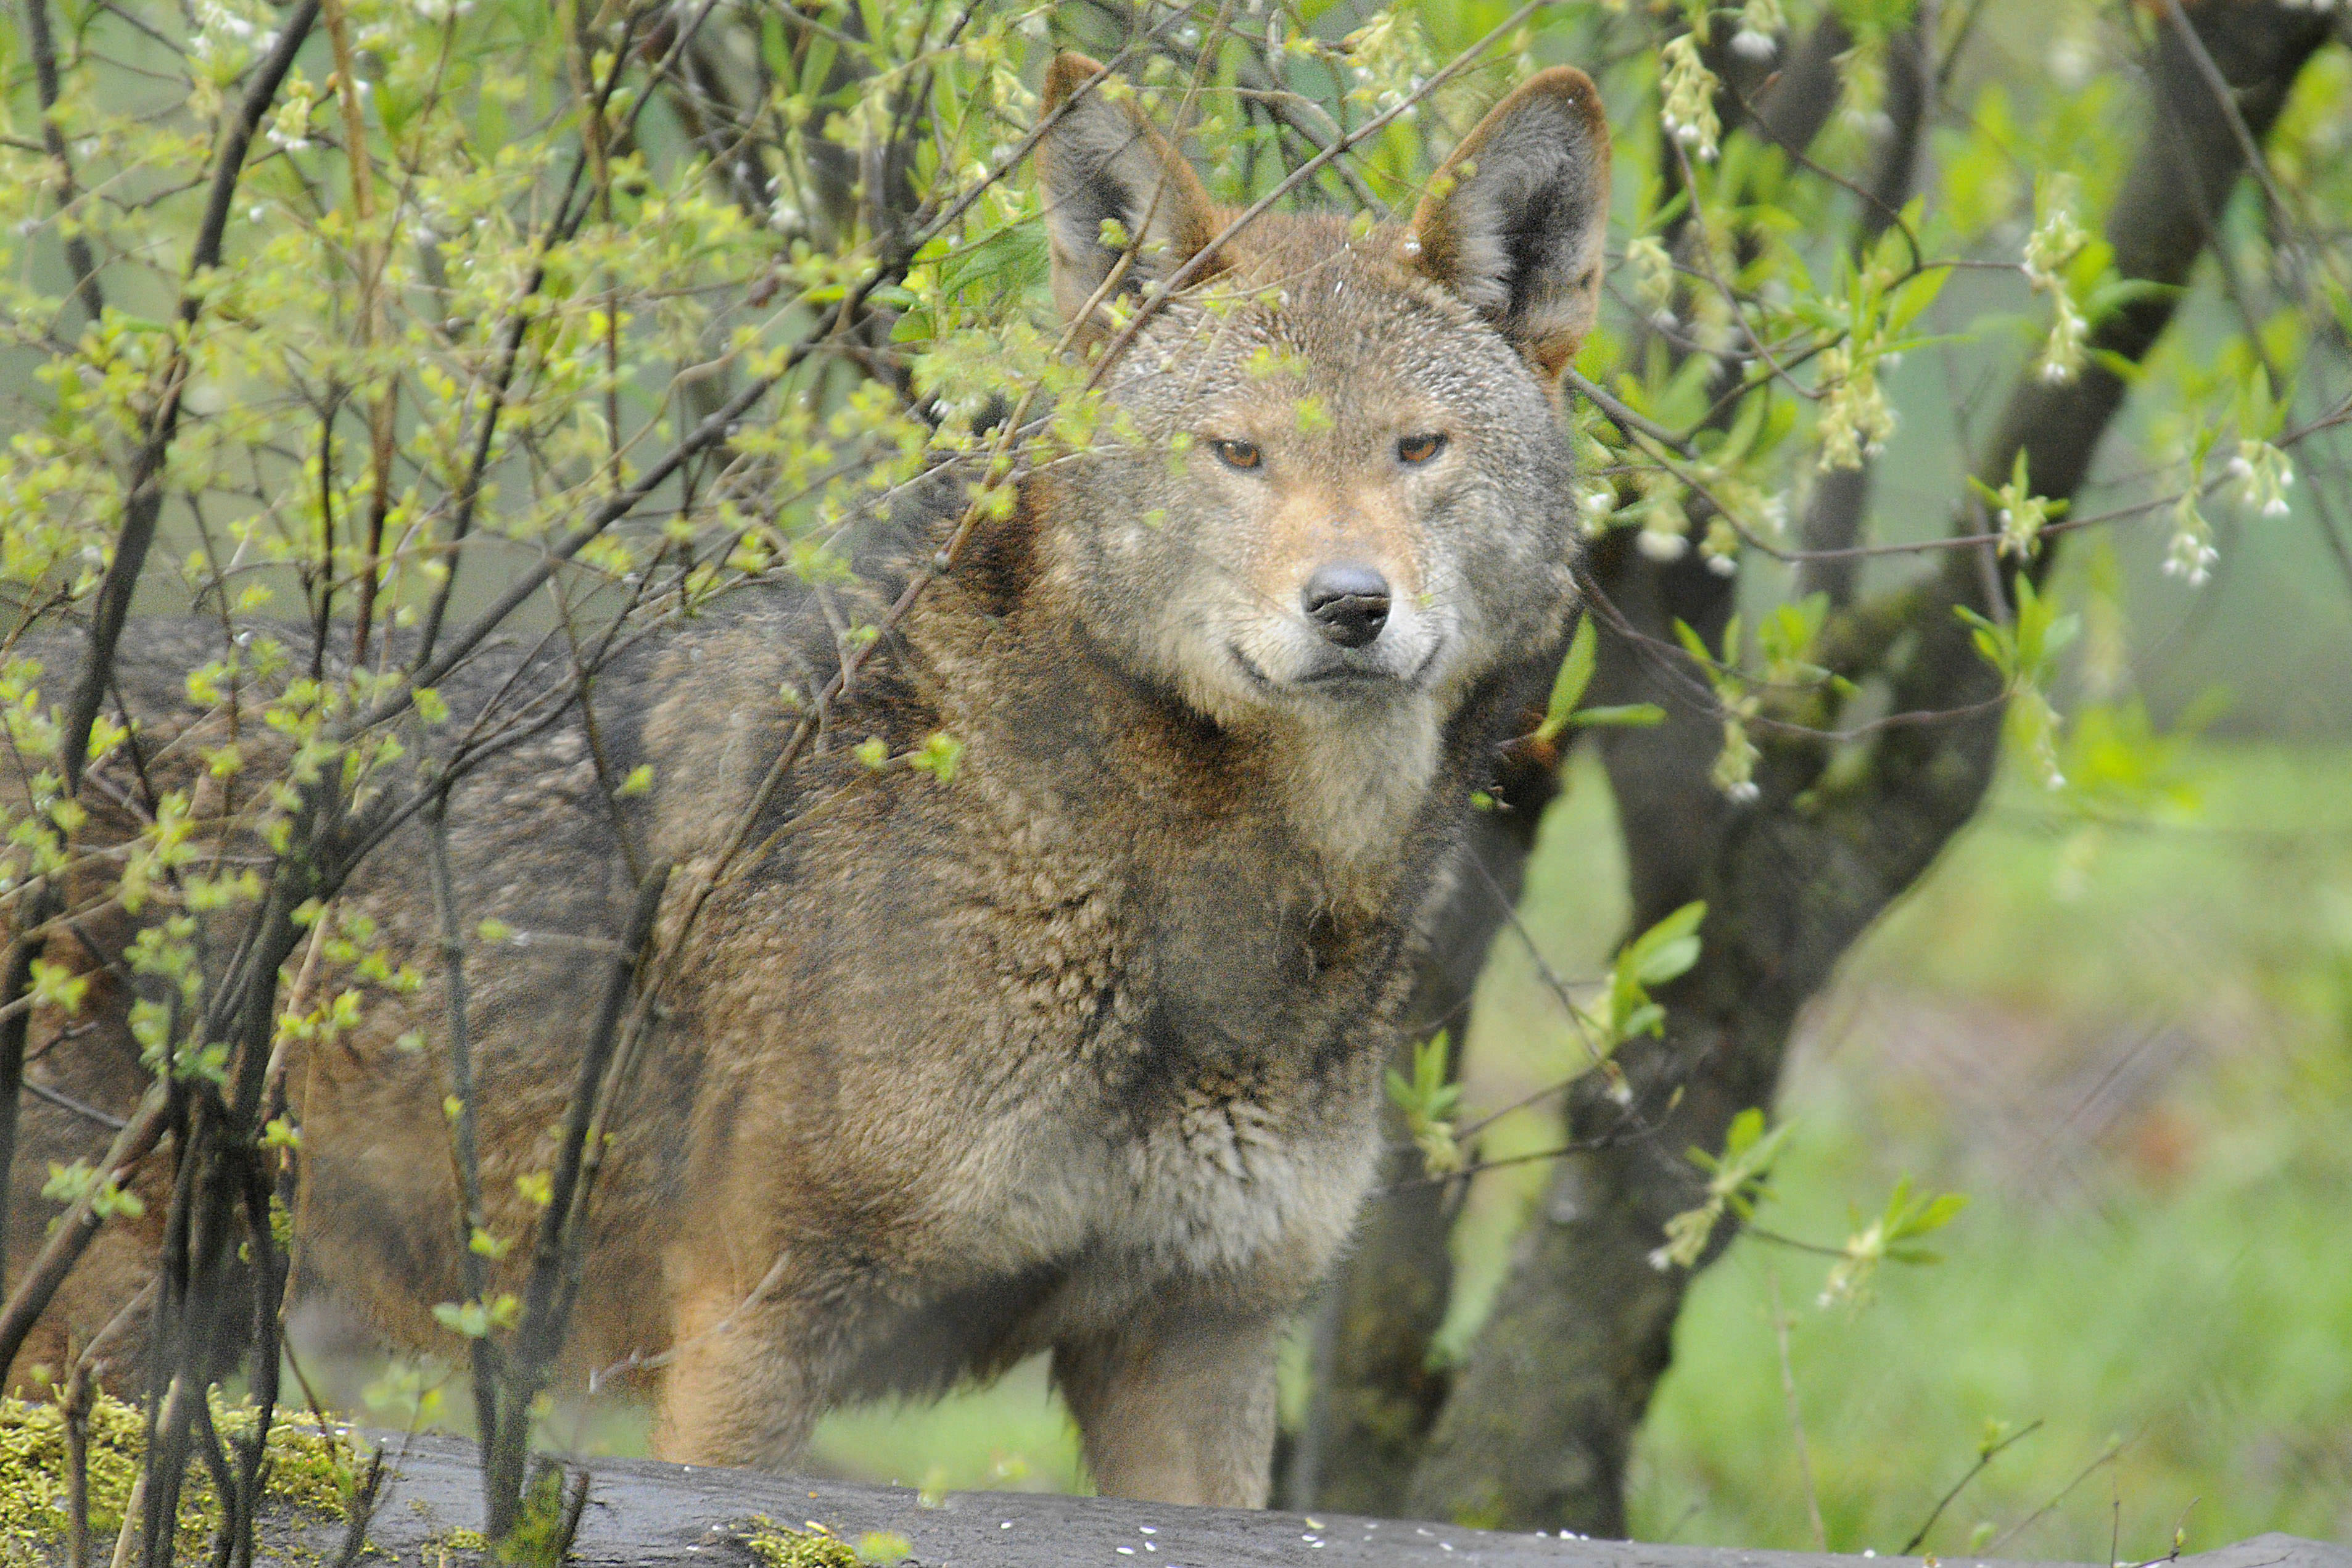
{"left": 1052, "top": 1301, "right": 1285, "bottom": 1507}
{"left": 650, "top": 1271, "right": 835, "bottom": 1471}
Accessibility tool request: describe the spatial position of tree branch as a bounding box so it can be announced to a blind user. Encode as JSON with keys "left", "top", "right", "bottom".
{"left": 19, "top": 0, "right": 106, "bottom": 325}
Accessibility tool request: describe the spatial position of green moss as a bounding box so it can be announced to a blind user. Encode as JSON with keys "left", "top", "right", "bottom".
{"left": 0, "top": 1392, "right": 358, "bottom": 1565}
{"left": 738, "top": 1514, "right": 858, "bottom": 1567}
{"left": 851, "top": 1529, "right": 914, "bottom": 1564}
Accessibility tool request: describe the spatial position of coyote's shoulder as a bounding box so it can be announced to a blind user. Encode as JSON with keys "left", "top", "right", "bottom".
{"left": 7, "top": 52, "right": 1611, "bottom": 1511}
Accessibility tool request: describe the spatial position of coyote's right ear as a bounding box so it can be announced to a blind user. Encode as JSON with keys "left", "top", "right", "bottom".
{"left": 1407, "top": 68, "right": 1612, "bottom": 381}
{"left": 1034, "top": 52, "right": 1221, "bottom": 329}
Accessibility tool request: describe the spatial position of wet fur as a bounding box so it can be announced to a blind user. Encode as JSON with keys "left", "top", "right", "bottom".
{"left": 7, "top": 57, "right": 1610, "bottom": 1507}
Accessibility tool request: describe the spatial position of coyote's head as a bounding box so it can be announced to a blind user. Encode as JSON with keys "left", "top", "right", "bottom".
{"left": 1030, "top": 52, "right": 1607, "bottom": 742}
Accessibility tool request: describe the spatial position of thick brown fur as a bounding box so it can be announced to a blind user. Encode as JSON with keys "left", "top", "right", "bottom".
{"left": 6, "top": 54, "right": 1609, "bottom": 1507}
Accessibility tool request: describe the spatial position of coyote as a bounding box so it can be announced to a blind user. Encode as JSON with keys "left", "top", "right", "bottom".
{"left": 8, "top": 54, "right": 1609, "bottom": 1506}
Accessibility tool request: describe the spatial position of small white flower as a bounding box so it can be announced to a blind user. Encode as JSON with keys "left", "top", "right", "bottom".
{"left": 1658, "top": 35, "right": 1722, "bottom": 162}
{"left": 2049, "top": 35, "right": 2094, "bottom": 89}
{"left": 2232, "top": 439, "right": 2294, "bottom": 517}
{"left": 2163, "top": 489, "right": 2219, "bottom": 586}
{"left": 1637, "top": 526, "right": 1688, "bottom": 561}
{"left": 1733, "top": 0, "right": 1785, "bottom": 59}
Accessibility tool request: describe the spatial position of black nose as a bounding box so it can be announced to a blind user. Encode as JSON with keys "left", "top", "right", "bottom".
{"left": 1302, "top": 563, "right": 1392, "bottom": 650}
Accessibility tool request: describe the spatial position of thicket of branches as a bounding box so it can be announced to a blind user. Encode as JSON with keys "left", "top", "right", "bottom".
{"left": 0, "top": 0, "right": 2346, "bottom": 1561}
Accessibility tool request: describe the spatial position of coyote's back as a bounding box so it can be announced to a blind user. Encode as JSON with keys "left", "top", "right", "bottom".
{"left": 7, "top": 52, "right": 1611, "bottom": 1508}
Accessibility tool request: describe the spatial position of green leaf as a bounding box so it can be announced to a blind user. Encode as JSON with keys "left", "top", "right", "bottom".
{"left": 1722, "top": 1106, "right": 1767, "bottom": 1159}
{"left": 1636, "top": 935, "right": 1701, "bottom": 986}
{"left": 1672, "top": 617, "right": 1715, "bottom": 666}
{"left": 432, "top": 1300, "right": 492, "bottom": 1339}
{"left": 1628, "top": 901, "right": 1706, "bottom": 976}
{"left": 1618, "top": 1002, "right": 1664, "bottom": 1039}
{"left": 1534, "top": 617, "right": 1598, "bottom": 743}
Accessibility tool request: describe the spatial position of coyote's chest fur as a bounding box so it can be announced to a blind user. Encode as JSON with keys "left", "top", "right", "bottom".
{"left": 639, "top": 587, "right": 1435, "bottom": 1352}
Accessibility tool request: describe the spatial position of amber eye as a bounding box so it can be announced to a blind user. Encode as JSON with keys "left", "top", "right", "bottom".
{"left": 1211, "top": 438, "right": 1263, "bottom": 471}
{"left": 1398, "top": 432, "right": 1448, "bottom": 466}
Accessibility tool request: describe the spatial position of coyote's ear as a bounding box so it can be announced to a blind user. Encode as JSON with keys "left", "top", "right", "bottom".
{"left": 1407, "top": 68, "right": 1612, "bottom": 381}
{"left": 1035, "top": 52, "right": 1221, "bottom": 328}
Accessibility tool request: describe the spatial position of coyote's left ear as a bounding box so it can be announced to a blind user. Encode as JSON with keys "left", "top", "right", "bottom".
{"left": 1407, "top": 68, "right": 1612, "bottom": 381}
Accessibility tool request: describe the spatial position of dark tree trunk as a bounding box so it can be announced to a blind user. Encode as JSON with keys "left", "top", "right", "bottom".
{"left": 1302, "top": 0, "right": 2335, "bottom": 1536}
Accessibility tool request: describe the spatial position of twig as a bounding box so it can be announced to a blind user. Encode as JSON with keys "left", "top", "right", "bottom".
{"left": 1667, "top": 137, "right": 1814, "bottom": 403}
{"left": 409, "top": 0, "right": 664, "bottom": 669}
{"left": 484, "top": 860, "right": 672, "bottom": 1538}
{"left": 0, "top": 1084, "right": 167, "bottom": 1378}
{"left": 2153, "top": 0, "right": 2296, "bottom": 233}
{"left": 1899, "top": 1419, "right": 2045, "bottom": 1555}
{"left": 318, "top": 0, "right": 401, "bottom": 668}
{"left": 72, "top": 1276, "right": 156, "bottom": 1380}
{"left": 105, "top": 1470, "right": 141, "bottom": 1568}
{"left": 1769, "top": 1272, "right": 1828, "bottom": 1552}
{"left": 23, "top": 1074, "right": 128, "bottom": 1131}
{"left": 388, "top": 368, "right": 783, "bottom": 723}
{"left": 1989, "top": 1437, "right": 2126, "bottom": 1554}
{"left": 64, "top": 1360, "right": 94, "bottom": 1568}
{"left": 328, "top": 1447, "right": 386, "bottom": 1568}
{"left": 555, "top": 1466, "right": 592, "bottom": 1559}
{"left": 1739, "top": 1225, "right": 1851, "bottom": 1260}
{"left": 1564, "top": 366, "right": 1699, "bottom": 458}
{"left": 1376, "top": 1130, "right": 1640, "bottom": 1194}
{"left": 424, "top": 800, "right": 503, "bottom": 1527}
{"left": 19, "top": 0, "right": 107, "bottom": 324}
{"left": 57, "top": 0, "right": 324, "bottom": 793}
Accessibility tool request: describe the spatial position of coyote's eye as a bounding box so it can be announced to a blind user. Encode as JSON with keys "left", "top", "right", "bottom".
{"left": 1211, "top": 439, "right": 1263, "bottom": 471}
{"left": 1397, "top": 432, "right": 1448, "bottom": 466}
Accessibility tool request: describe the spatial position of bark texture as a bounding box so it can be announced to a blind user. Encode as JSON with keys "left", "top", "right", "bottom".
{"left": 1300, "top": 0, "right": 2336, "bottom": 1535}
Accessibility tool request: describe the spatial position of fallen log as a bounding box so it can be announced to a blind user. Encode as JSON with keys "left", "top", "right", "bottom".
{"left": 304, "top": 1432, "right": 2352, "bottom": 1568}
